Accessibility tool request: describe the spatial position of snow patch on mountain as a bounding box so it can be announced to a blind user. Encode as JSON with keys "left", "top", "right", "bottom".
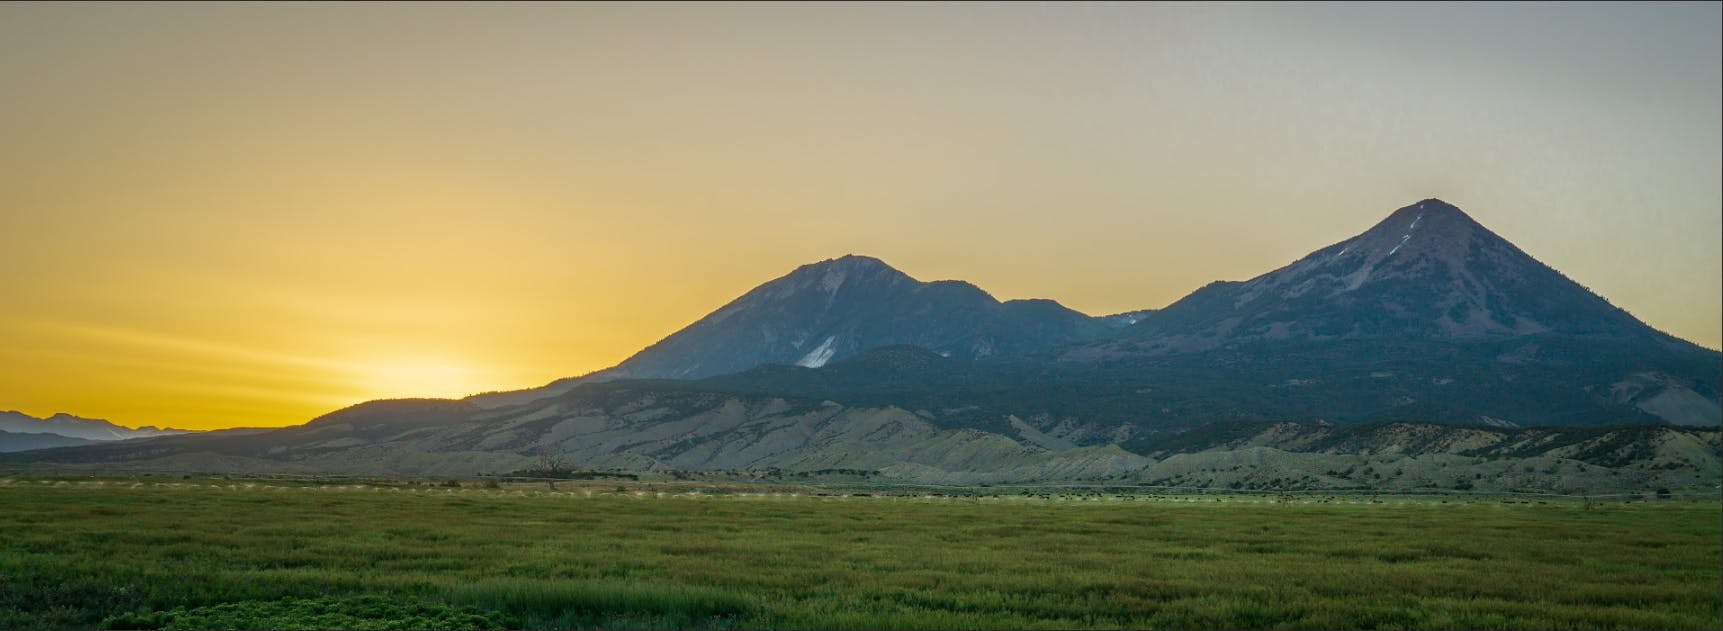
{"left": 1387, "top": 234, "right": 1410, "bottom": 257}
{"left": 1100, "top": 309, "right": 1156, "bottom": 329}
{"left": 796, "top": 336, "right": 838, "bottom": 368}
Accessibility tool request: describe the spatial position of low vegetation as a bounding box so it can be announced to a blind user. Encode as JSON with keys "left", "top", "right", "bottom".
{"left": 99, "top": 596, "right": 511, "bottom": 630}
{"left": 0, "top": 477, "right": 1716, "bottom": 629}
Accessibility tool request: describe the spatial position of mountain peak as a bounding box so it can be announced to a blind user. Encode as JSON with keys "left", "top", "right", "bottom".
{"left": 1330, "top": 198, "right": 1499, "bottom": 267}
{"left": 1122, "top": 198, "right": 1664, "bottom": 349}
{"left": 797, "top": 254, "right": 899, "bottom": 274}
{"left": 779, "top": 254, "right": 914, "bottom": 298}
{"left": 577, "top": 253, "right": 1104, "bottom": 381}
{"left": 1406, "top": 197, "right": 1463, "bottom": 215}
{"left": 1377, "top": 197, "right": 1474, "bottom": 228}
{"left": 827, "top": 253, "right": 891, "bottom": 267}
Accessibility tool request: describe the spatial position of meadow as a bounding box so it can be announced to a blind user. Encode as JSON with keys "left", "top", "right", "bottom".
{"left": 0, "top": 477, "right": 1716, "bottom": 630}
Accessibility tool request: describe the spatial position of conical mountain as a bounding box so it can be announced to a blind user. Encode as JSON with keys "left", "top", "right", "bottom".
{"left": 610, "top": 255, "right": 1096, "bottom": 378}
{"left": 471, "top": 255, "right": 1109, "bottom": 407}
{"left": 1125, "top": 199, "right": 1686, "bottom": 353}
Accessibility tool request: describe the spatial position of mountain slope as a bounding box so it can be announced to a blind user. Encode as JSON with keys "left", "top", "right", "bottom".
{"left": 472, "top": 255, "right": 1111, "bottom": 407}
{"left": 1040, "top": 198, "right": 1720, "bottom": 427}
{"left": 0, "top": 429, "right": 102, "bottom": 453}
{"left": 692, "top": 202, "right": 1718, "bottom": 429}
{"left": 721, "top": 339, "right": 1713, "bottom": 428}
{"left": 7, "top": 386, "right": 1713, "bottom": 492}
{"left": 1126, "top": 421, "right": 1719, "bottom": 493}
{"left": 2, "top": 389, "right": 1150, "bottom": 483}
{"left": 612, "top": 255, "right": 1105, "bottom": 375}
{"left": 13, "top": 199, "right": 1715, "bottom": 485}
{"left": 1113, "top": 199, "right": 1689, "bottom": 354}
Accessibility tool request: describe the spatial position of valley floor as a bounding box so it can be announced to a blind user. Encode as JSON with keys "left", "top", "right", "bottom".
{"left": 0, "top": 477, "right": 1717, "bottom": 630}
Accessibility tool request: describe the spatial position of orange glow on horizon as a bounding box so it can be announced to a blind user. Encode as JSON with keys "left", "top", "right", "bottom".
{"left": 1, "top": 3, "right": 1716, "bottom": 430}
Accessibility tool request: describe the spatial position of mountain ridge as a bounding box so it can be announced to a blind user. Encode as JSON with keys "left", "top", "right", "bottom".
{"left": 0, "top": 410, "right": 194, "bottom": 442}
{"left": 10, "top": 198, "right": 1718, "bottom": 486}
{"left": 469, "top": 254, "right": 1122, "bottom": 407}
{"left": 0, "top": 429, "right": 103, "bottom": 453}
{"left": 1104, "top": 199, "right": 1694, "bottom": 355}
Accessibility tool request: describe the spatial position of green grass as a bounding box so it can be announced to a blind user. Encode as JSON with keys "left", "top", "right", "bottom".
{"left": 0, "top": 479, "right": 1716, "bottom": 629}
{"left": 100, "top": 595, "right": 512, "bottom": 630}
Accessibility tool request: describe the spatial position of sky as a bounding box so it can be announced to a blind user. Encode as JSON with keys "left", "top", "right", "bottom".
{"left": 1, "top": 2, "right": 1718, "bottom": 430}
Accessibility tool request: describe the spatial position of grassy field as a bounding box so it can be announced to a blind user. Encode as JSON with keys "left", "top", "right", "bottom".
{"left": 0, "top": 478, "right": 1717, "bottom": 630}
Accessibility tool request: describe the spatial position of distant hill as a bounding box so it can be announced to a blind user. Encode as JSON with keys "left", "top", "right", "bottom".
{"left": 6, "top": 386, "right": 1715, "bottom": 493}
{"left": 0, "top": 429, "right": 101, "bottom": 453}
{"left": 0, "top": 410, "right": 194, "bottom": 442}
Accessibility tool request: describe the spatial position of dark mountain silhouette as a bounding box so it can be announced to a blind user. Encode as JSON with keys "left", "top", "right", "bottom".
{"left": 9, "top": 199, "right": 1718, "bottom": 484}
{"left": 1113, "top": 199, "right": 1693, "bottom": 353}
{"left": 1037, "top": 198, "right": 1720, "bottom": 427}
{"left": 471, "top": 255, "right": 1112, "bottom": 407}
{"left": 612, "top": 255, "right": 1106, "bottom": 375}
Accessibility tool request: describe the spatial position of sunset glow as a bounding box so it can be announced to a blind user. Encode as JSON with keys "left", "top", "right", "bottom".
{"left": 352, "top": 358, "right": 495, "bottom": 404}
{"left": 1, "top": 2, "right": 1717, "bottom": 430}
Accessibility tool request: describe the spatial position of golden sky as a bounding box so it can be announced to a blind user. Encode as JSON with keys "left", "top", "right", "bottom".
{"left": 2, "top": 3, "right": 1718, "bottom": 430}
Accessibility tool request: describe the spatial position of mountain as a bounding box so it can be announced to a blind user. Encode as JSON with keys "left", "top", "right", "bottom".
{"left": 610, "top": 255, "right": 1106, "bottom": 374}
{"left": 686, "top": 336, "right": 1720, "bottom": 433}
{"left": 1, "top": 392, "right": 1149, "bottom": 483}
{"left": 471, "top": 255, "right": 1112, "bottom": 407}
{"left": 1111, "top": 199, "right": 1693, "bottom": 352}
{"left": 0, "top": 410, "right": 193, "bottom": 442}
{"left": 0, "top": 429, "right": 102, "bottom": 453}
{"left": 9, "top": 198, "right": 1718, "bottom": 487}
{"left": 6, "top": 386, "right": 1714, "bottom": 493}
{"left": 1045, "top": 198, "right": 1721, "bottom": 427}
